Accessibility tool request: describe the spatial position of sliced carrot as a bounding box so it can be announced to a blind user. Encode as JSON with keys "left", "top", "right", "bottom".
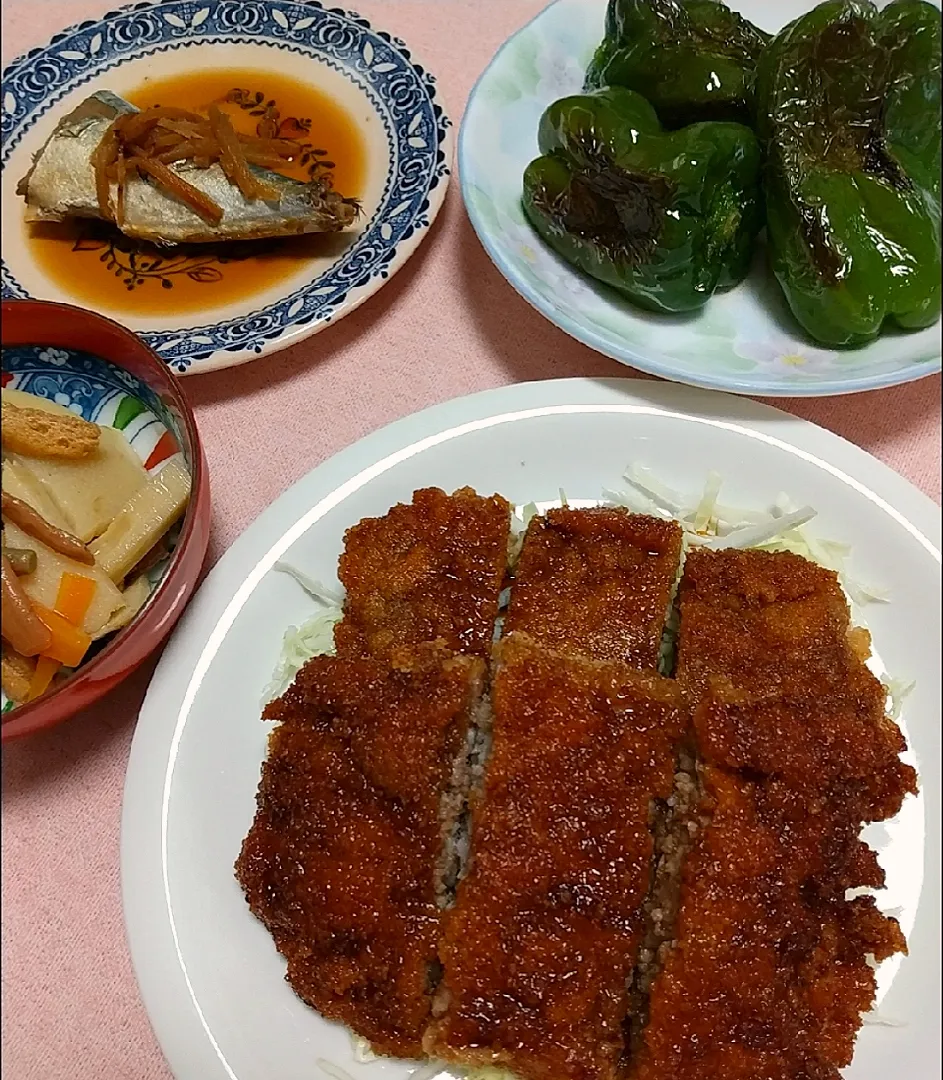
{"left": 30, "top": 603, "right": 92, "bottom": 668}
{"left": 26, "top": 655, "right": 60, "bottom": 703}
{"left": 54, "top": 571, "right": 98, "bottom": 627}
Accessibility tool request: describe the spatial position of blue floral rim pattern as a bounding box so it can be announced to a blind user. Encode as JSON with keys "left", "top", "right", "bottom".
{"left": 1, "top": 0, "right": 451, "bottom": 373}
{"left": 2, "top": 345, "right": 185, "bottom": 467}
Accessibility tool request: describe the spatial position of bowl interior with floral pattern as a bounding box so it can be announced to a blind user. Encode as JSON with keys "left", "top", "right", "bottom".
{"left": 2, "top": 299, "right": 210, "bottom": 739}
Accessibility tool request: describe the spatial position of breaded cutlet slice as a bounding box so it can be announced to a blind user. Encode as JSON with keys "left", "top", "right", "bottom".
{"left": 675, "top": 547, "right": 857, "bottom": 696}
{"left": 425, "top": 633, "right": 688, "bottom": 1080}
{"left": 678, "top": 547, "right": 917, "bottom": 821}
{"left": 334, "top": 486, "right": 510, "bottom": 661}
{"left": 630, "top": 547, "right": 916, "bottom": 1079}
{"left": 504, "top": 508, "right": 683, "bottom": 669}
{"left": 693, "top": 671, "right": 917, "bottom": 825}
{"left": 628, "top": 765, "right": 908, "bottom": 1080}
{"left": 235, "top": 646, "right": 486, "bottom": 1059}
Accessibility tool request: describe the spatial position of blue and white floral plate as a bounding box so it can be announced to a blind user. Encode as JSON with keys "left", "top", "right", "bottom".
{"left": 1, "top": 0, "right": 452, "bottom": 375}
{"left": 460, "top": 0, "right": 942, "bottom": 397}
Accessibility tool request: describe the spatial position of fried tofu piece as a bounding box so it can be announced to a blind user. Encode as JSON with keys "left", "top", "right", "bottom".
{"left": 235, "top": 646, "right": 486, "bottom": 1059}
{"left": 1, "top": 400, "right": 100, "bottom": 459}
{"left": 629, "top": 766, "right": 907, "bottom": 1080}
{"left": 426, "top": 633, "right": 688, "bottom": 1080}
{"left": 504, "top": 509, "right": 683, "bottom": 669}
{"left": 335, "top": 487, "right": 510, "bottom": 660}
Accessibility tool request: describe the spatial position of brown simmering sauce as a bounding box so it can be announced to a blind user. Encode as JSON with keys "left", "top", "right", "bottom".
{"left": 27, "top": 69, "right": 366, "bottom": 316}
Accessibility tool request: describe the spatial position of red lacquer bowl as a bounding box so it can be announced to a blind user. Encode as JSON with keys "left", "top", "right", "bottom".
{"left": 1, "top": 300, "right": 211, "bottom": 741}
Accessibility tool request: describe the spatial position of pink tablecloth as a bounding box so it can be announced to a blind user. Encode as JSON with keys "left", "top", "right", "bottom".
{"left": 2, "top": 2, "right": 940, "bottom": 1077}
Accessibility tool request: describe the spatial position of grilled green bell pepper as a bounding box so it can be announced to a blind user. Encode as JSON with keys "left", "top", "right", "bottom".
{"left": 585, "top": 0, "right": 771, "bottom": 128}
{"left": 521, "top": 88, "right": 762, "bottom": 313}
{"left": 756, "top": 0, "right": 942, "bottom": 347}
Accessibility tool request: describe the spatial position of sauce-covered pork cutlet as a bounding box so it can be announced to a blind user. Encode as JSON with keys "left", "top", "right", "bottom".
{"left": 675, "top": 546, "right": 857, "bottom": 695}
{"left": 694, "top": 670, "right": 917, "bottom": 824}
{"left": 677, "top": 547, "right": 916, "bottom": 823}
{"left": 628, "top": 766, "right": 908, "bottom": 1080}
{"left": 235, "top": 646, "right": 486, "bottom": 1059}
{"left": 504, "top": 509, "right": 682, "bottom": 669}
{"left": 334, "top": 486, "right": 510, "bottom": 660}
{"left": 629, "top": 548, "right": 915, "bottom": 1080}
{"left": 426, "top": 633, "right": 688, "bottom": 1080}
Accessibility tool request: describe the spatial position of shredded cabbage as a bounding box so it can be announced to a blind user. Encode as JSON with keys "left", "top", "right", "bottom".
{"left": 862, "top": 1011, "right": 908, "bottom": 1028}
{"left": 347, "top": 1035, "right": 378, "bottom": 1064}
{"left": 273, "top": 560, "right": 344, "bottom": 605}
{"left": 406, "top": 1065, "right": 450, "bottom": 1080}
{"left": 261, "top": 606, "right": 341, "bottom": 705}
{"left": 692, "top": 470, "right": 723, "bottom": 533}
{"left": 607, "top": 466, "right": 889, "bottom": 608}
{"left": 883, "top": 677, "right": 916, "bottom": 722}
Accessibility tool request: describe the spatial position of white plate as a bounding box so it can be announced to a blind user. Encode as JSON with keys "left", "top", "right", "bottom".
{"left": 460, "top": 0, "right": 942, "bottom": 397}
{"left": 1, "top": 0, "right": 452, "bottom": 375}
{"left": 121, "top": 377, "right": 941, "bottom": 1079}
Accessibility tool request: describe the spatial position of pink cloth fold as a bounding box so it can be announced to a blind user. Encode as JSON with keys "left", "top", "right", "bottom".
{"left": 2, "top": 3, "right": 939, "bottom": 1077}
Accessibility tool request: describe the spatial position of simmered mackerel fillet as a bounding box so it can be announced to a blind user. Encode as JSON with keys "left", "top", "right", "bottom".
{"left": 334, "top": 486, "right": 511, "bottom": 660}
{"left": 628, "top": 767, "right": 908, "bottom": 1080}
{"left": 504, "top": 509, "right": 683, "bottom": 668}
{"left": 235, "top": 646, "right": 486, "bottom": 1059}
{"left": 426, "top": 633, "right": 688, "bottom": 1080}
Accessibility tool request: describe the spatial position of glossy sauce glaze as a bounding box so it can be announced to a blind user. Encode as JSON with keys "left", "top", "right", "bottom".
{"left": 27, "top": 69, "right": 366, "bottom": 317}
{"left": 629, "top": 548, "right": 917, "bottom": 1080}
{"left": 505, "top": 508, "right": 683, "bottom": 669}
{"left": 335, "top": 487, "right": 512, "bottom": 662}
{"left": 236, "top": 647, "right": 484, "bottom": 1059}
{"left": 428, "top": 634, "right": 687, "bottom": 1080}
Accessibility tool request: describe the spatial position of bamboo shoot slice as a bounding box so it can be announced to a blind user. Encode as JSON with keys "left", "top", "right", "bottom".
{"left": 7, "top": 424, "right": 148, "bottom": 542}
{"left": 2, "top": 520, "right": 125, "bottom": 636}
{"left": 92, "top": 574, "right": 152, "bottom": 640}
{"left": 1, "top": 458, "right": 72, "bottom": 531}
{"left": 1, "top": 388, "right": 75, "bottom": 417}
{"left": 89, "top": 459, "right": 190, "bottom": 583}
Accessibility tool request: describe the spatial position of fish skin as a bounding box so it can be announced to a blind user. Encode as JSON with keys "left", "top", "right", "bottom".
{"left": 18, "top": 91, "right": 359, "bottom": 245}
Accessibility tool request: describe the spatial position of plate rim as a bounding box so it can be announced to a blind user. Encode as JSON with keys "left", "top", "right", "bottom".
{"left": 120, "top": 376, "right": 941, "bottom": 1079}
{"left": 457, "top": 0, "right": 943, "bottom": 399}
{"left": 1, "top": 0, "right": 454, "bottom": 376}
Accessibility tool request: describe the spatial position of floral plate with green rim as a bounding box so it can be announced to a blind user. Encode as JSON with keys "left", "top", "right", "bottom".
{"left": 459, "top": 0, "right": 942, "bottom": 397}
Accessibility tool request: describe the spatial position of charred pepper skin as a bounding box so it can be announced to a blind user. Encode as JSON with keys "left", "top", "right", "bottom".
{"left": 756, "top": 0, "right": 942, "bottom": 348}
{"left": 521, "top": 88, "right": 763, "bottom": 315}
{"left": 585, "top": 0, "right": 771, "bottom": 128}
